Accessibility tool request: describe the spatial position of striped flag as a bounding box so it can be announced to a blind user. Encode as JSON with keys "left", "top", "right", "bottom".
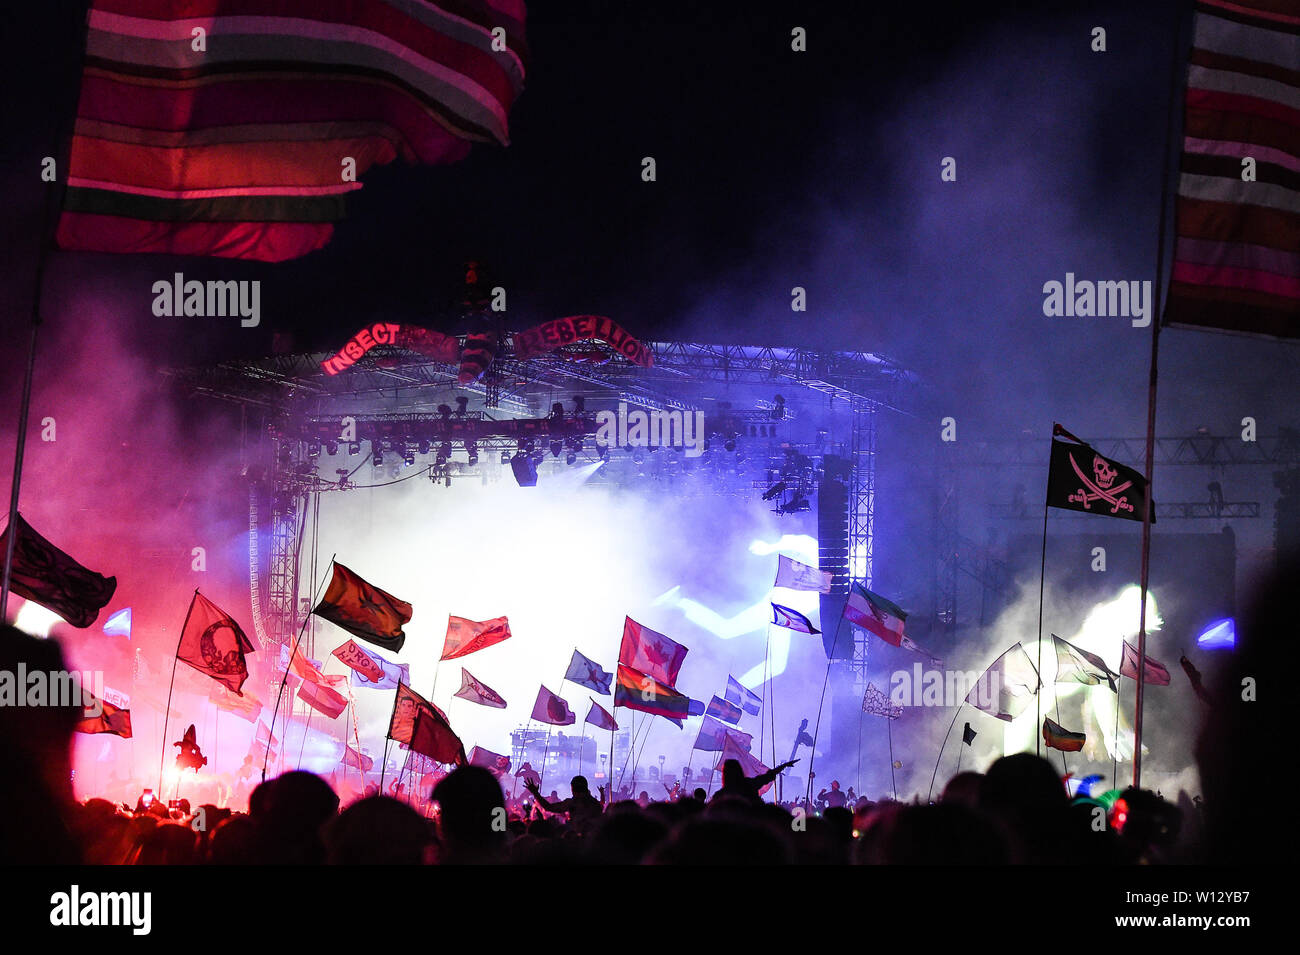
{"left": 705, "top": 695, "right": 742, "bottom": 725}
{"left": 57, "top": 0, "right": 528, "bottom": 262}
{"left": 770, "top": 602, "right": 820, "bottom": 634}
{"left": 1042, "top": 717, "right": 1086, "bottom": 753}
{"left": 1165, "top": 0, "right": 1299, "bottom": 338}
{"left": 724, "top": 675, "right": 762, "bottom": 716}
{"left": 613, "top": 664, "right": 691, "bottom": 721}
{"left": 845, "top": 584, "right": 940, "bottom": 662}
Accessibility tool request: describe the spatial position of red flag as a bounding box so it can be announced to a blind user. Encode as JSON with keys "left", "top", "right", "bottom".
{"left": 297, "top": 679, "right": 347, "bottom": 719}
{"left": 331, "top": 639, "right": 385, "bottom": 683}
{"left": 530, "top": 685, "right": 575, "bottom": 726}
{"left": 442, "top": 615, "right": 512, "bottom": 661}
{"left": 75, "top": 692, "right": 132, "bottom": 738}
{"left": 312, "top": 563, "right": 412, "bottom": 654}
{"left": 387, "top": 682, "right": 433, "bottom": 745}
{"left": 0, "top": 513, "right": 116, "bottom": 628}
{"left": 1119, "top": 641, "right": 1171, "bottom": 686}
{"left": 176, "top": 591, "right": 256, "bottom": 695}
{"left": 619, "top": 617, "right": 687, "bottom": 687}
{"left": 342, "top": 745, "right": 373, "bottom": 772}
{"left": 410, "top": 706, "right": 466, "bottom": 766}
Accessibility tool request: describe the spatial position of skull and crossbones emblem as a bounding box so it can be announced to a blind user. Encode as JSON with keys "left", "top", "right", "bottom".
{"left": 1067, "top": 452, "right": 1135, "bottom": 515}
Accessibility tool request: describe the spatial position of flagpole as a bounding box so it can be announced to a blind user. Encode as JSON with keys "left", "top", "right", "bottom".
{"left": 1034, "top": 486, "right": 1050, "bottom": 757}
{"left": 0, "top": 0, "right": 85, "bottom": 622}
{"left": 886, "top": 718, "right": 897, "bottom": 800}
{"left": 263, "top": 554, "right": 336, "bottom": 783}
{"left": 806, "top": 613, "right": 847, "bottom": 803}
{"left": 926, "top": 704, "right": 962, "bottom": 804}
{"left": 1134, "top": 1, "right": 1187, "bottom": 791}
{"left": 1113, "top": 674, "right": 1122, "bottom": 786}
{"left": 856, "top": 710, "right": 863, "bottom": 797}
{"left": 158, "top": 590, "right": 199, "bottom": 794}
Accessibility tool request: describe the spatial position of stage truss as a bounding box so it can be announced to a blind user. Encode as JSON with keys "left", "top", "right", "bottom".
{"left": 167, "top": 334, "right": 921, "bottom": 695}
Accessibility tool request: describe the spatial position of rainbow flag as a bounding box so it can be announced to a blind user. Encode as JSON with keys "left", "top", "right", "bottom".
{"left": 1042, "top": 717, "right": 1086, "bottom": 753}
{"left": 57, "top": 0, "right": 527, "bottom": 261}
{"left": 614, "top": 664, "right": 691, "bottom": 721}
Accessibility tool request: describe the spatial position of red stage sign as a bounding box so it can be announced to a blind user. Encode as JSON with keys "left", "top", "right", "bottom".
{"left": 512, "top": 315, "right": 653, "bottom": 367}
{"left": 321, "top": 324, "right": 459, "bottom": 375}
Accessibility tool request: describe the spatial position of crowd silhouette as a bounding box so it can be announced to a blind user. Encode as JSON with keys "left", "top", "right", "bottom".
{"left": 0, "top": 556, "right": 1283, "bottom": 866}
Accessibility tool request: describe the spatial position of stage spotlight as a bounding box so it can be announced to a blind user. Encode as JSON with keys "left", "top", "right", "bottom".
{"left": 551, "top": 402, "right": 565, "bottom": 420}
{"left": 455, "top": 396, "right": 469, "bottom": 416}
{"left": 762, "top": 480, "right": 787, "bottom": 501}
{"left": 1196, "top": 617, "right": 1235, "bottom": 650}
{"left": 402, "top": 451, "right": 415, "bottom": 467}
{"left": 633, "top": 449, "right": 645, "bottom": 466}
{"left": 437, "top": 404, "right": 453, "bottom": 421}
{"left": 500, "top": 451, "right": 511, "bottom": 465}
{"left": 348, "top": 442, "right": 360, "bottom": 456}
{"left": 307, "top": 442, "right": 321, "bottom": 458}
{"left": 771, "top": 394, "right": 786, "bottom": 420}
{"left": 550, "top": 440, "right": 563, "bottom": 458}
{"left": 599, "top": 446, "right": 610, "bottom": 463}
{"left": 417, "top": 440, "right": 430, "bottom": 455}
{"left": 566, "top": 451, "right": 577, "bottom": 465}
{"left": 510, "top": 452, "right": 538, "bottom": 487}
{"left": 372, "top": 445, "right": 383, "bottom": 467}
{"left": 465, "top": 441, "right": 479, "bottom": 465}
{"left": 572, "top": 396, "right": 585, "bottom": 414}
{"left": 325, "top": 441, "right": 338, "bottom": 456}
{"left": 724, "top": 436, "right": 736, "bottom": 452}
{"left": 437, "top": 442, "right": 452, "bottom": 464}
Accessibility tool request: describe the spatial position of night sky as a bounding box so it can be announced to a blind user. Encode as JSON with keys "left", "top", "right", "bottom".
{"left": 1, "top": 0, "right": 1295, "bottom": 571}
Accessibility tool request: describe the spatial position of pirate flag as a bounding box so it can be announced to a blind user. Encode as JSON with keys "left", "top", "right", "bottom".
{"left": 173, "top": 724, "right": 207, "bottom": 772}
{"left": 1046, "top": 424, "right": 1153, "bottom": 523}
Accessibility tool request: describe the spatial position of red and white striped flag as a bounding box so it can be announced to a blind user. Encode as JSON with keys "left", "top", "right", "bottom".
{"left": 1165, "top": 0, "right": 1299, "bottom": 338}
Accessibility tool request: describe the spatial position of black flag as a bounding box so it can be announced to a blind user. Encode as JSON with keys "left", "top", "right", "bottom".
{"left": 962, "top": 722, "right": 976, "bottom": 746}
{"left": 1046, "top": 424, "right": 1153, "bottom": 523}
{"left": 0, "top": 514, "right": 116, "bottom": 627}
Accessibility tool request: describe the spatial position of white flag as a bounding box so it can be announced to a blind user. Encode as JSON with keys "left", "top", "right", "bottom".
{"left": 774, "top": 555, "right": 832, "bottom": 593}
